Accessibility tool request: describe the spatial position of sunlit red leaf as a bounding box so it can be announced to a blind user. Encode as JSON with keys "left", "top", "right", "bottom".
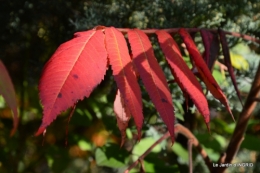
{"left": 105, "top": 27, "right": 143, "bottom": 138}
{"left": 178, "top": 28, "right": 235, "bottom": 121}
{"left": 0, "top": 60, "right": 18, "bottom": 136}
{"left": 156, "top": 30, "right": 210, "bottom": 126}
{"left": 218, "top": 29, "right": 243, "bottom": 106}
{"left": 35, "top": 30, "right": 107, "bottom": 136}
{"left": 200, "top": 29, "right": 220, "bottom": 70}
{"left": 113, "top": 89, "right": 131, "bottom": 146}
{"left": 128, "top": 29, "right": 175, "bottom": 142}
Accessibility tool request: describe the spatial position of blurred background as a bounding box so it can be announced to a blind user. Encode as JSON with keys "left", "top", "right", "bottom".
{"left": 1, "top": 0, "right": 260, "bottom": 172}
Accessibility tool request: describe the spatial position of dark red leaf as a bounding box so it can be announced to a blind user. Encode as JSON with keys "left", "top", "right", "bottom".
{"left": 178, "top": 28, "right": 235, "bottom": 121}
{"left": 0, "top": 60, "right": 19, "bottom": 136}
{"left": 218, "top": 29, "right": 243, "bottom": 106}
{"left": 128, "top": 29, "right": 175, "bottom": 142}
{"left": 156, "top": 30, "right": 210, "bottom": 125}
{"left": 36, "top": 30, "right": 107, "bottom": 136}
{"left": 105, "top": 27, "right": 143, "bottom": 138}
{"left": 200, "top": 29, "right": 220, "bottom": 70}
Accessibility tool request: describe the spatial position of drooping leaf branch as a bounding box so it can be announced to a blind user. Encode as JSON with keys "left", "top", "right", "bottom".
{"left": 214, "top": 61, "right": 260, "bottom": 173}
{"left": 34, "top": 26, "right": 260, "bottom": 173}
{"left": 124, "top": 124, "right": 213, "bottom": 173}
{"left": 36, "top": 26, "right": 240, "bottom": 143}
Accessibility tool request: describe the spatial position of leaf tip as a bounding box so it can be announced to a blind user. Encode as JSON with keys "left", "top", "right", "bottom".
{"left": 35, "top": 125, "right": 46, "bottom": 136}
{"left": 120, "top": 138, "right": 126, "bottom": 148}
{"left": 137, "top": 130, "right": 142, "bottom": 142}
{"left": 170, "top": 137, "right": 175, "bottom": 146}
{"left": 10, "top": 128, "right": 16, "bottom": 137}
{"left": 206, "top": 123, "right": 211, "bottom": 134}
{"left": 10, "top": 111, "right": 19, "bottom": 137}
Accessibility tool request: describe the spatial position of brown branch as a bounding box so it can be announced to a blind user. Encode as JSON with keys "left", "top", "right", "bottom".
{"left": 188, "top": 139, "right": 194, "bottom": 173}
{"left": 175, "top": 124, "right": 213, "bottom": 172}
{"left": 225, "top": 31, "right": 260, "bottom": 44}
{"left": 116, "top": 28, "right": 260, "bottom": 44}
{"left": 251, "top": 97, "right": 260, "bottom": 102}
{"left": 214, "top": 61, "right": 260, "bottom": 173}
{"left": 124, "top": 124, "right": 213, "bottom": 173}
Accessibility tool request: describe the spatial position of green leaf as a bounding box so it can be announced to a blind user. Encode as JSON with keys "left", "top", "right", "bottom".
{"left": 132, "top": 137, "right": 162, "bottom": 161}
{"left": 213, "top": 119, "right": 235, "bottom": 134}
{"left": 172, "top": 142, "right": 188, "bottom": 162}
{"left": 230, "top": 52, "right": 249, "bottom": 71}
{"left": 195, "top": 133, "right": 222, "bottom": 152}
{"left": 204, "top": 148, "right": 219, "bottom": 161}
{"left": 212, "top": 69, "right": 225, "bottom": 85}
{"left": 212, "top": 134, "right": 226, "bottom": 148}
{"left": 240, "top": 134, "right": 260, "bottom": 152}
{"left": 130, "top": 153, "right": 179, "bottom": 173}
{"left": 78, "top": 140, "right": 92, "bottom": 151}
{"left": 95, "top": 144, "right": 128, "bottom": 168}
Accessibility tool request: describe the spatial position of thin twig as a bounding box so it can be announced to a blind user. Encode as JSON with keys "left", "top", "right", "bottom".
{"left": 124, "top": 131, "right": 170, "bottom": 173}
{"left": 124, "top": 124, "right": 213, "bottom": 173}
{"left": 214, "top": 61, "right": 260, "bottom": 173}
{"left": 188, "top": 139, "right": 193, "bottom": 173}
{"left": 175, "top": 124, "right": 213, "bottom": 172}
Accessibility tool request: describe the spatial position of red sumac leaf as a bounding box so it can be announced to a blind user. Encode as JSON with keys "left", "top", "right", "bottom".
{"left": 114, "top": 89, "right": 131, "bottom": 146}
{"left": 36, "top": 30, "right": 107, "bottom": 136}
{"left": 156, "top": 30, "right": 210, "bottom": 125}
{"left": 218, "top": 29, "right": 243, "bottom": 106}
{"left": 0, "top": 60, "right": 19, "bottom": 136}
{"left": 128, "top": 29, "right": 175, "bottom": 142}
{"left": 179, "top": 28, "right": 235, "bottom": 121}
{"left": 200, "top": 29, "right": 220, "bottom": 70}
{"left": 105, "top": 27, "right": 143, "bottom": 138}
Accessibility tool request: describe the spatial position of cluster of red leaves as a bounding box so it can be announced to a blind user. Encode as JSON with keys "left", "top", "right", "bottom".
{"left": 35, "top": 26, "right": 238, "bottom": 145}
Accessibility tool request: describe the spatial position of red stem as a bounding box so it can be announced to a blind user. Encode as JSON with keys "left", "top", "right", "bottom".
{"left": 116, "top": 28, "right": 260, "bottom": 44}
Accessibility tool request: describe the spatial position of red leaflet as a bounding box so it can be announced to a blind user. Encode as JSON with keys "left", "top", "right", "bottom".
{"left": 178, "top": 28, "right": 235, "bottom": 121}
{"left": 156, "top": 30, "right": 210, "bottom": 126}
{"left": 0, "top": 60, "right": 19, "bottom": 136}
{"left": 35, "top": 30, "right": 107, "bottom": 136}
{"left": 200, "top": 29, "right": 220, "bottom": 71}
{"left": 218, "top": 29, "right": 243, "bottom": 106}
{"left": 113, "top": 89, "right": 131, "bottom": 146}
{"left": 128, "top": 29, "right": 175, "bottom": 142}
{"left": 105, "top": 27, "right": 143, "bottom": 138}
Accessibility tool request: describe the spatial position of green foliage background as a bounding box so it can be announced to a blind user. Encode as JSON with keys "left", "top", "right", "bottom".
{"left": 1, "top": 0, "right": 260, "bottom": 172}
